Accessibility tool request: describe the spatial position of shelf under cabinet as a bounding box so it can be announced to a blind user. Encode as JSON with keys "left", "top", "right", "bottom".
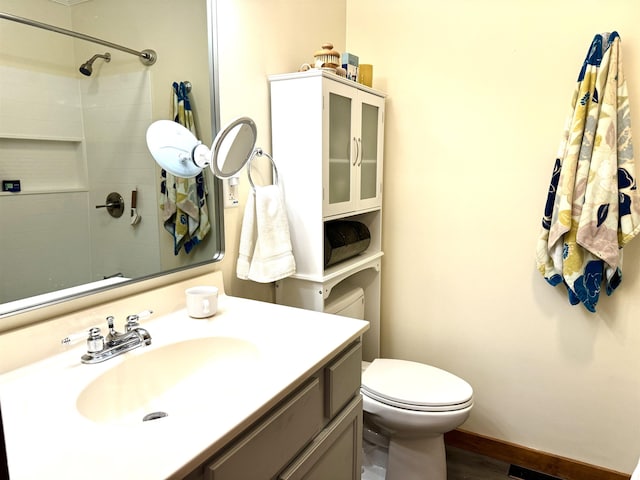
{"left": 290, "top": 250, "right": 383, "bottom": 286}
{"left": 323, "top": 206, "right": 382, "bottom": 222}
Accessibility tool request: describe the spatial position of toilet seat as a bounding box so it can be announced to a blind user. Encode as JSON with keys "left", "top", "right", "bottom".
{"left": 361, "top": 359, "right": 473, "bottom": 412}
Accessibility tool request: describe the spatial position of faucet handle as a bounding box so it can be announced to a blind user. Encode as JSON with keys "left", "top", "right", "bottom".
{"left": 61, "top": 327, "right": 100, "bottom": 347}
{"left": 125, "top": 310, "right": 154, "bottom": 329}
{"left": 127, "top": 309, "right": 153, "bottom": 322}
{"left": 87, "top": 327, "right": 105, "bottom": 353}
{"left": 61, "top": 327, "right": 105, "bottom": 356}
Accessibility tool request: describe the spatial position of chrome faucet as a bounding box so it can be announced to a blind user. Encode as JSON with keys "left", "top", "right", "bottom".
{"left": 73, "top": 310, "right": 153, "bottom": 364}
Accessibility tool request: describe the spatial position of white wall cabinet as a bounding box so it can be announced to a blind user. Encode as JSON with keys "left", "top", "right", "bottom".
{"left": 269, "top": 71, "right": 386, "bottom": 362}
{"left": 270, "top": 70, "right": 384, "bottom": 221}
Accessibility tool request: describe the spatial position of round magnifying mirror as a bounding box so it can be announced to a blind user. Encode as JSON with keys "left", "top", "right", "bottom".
{"left": 211, "top": 117, "right": 258, "bottom": 178}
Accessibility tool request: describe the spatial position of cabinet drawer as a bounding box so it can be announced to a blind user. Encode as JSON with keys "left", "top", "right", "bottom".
{"left": 325, "top": 341, "right": 362, "bottom": 419}
{"left": 279, "top": 395, "right": 363, "bottom": 480}
{"left": 207, "top": 377, "right": 323, "bottom": 480}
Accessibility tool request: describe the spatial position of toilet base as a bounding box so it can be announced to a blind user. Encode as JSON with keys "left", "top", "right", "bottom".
{"left": 386, "top": 434, "right": 446, "bottom": 480}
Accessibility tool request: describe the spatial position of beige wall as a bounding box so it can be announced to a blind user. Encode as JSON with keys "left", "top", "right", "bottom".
{"left": 344, "top": 0, "right": 640, "bottom": 473}
{"left": 214, "top": 0, "right": 347, "bottom": 302}
{"left": 171, "top": 0, "right": 640, "bottom": 472}
{"left": 0, "top": 0, "right": 74, "bottom": 72}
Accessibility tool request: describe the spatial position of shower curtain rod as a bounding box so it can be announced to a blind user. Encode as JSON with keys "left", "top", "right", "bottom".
{"left": 0, "top": 12, "right": 156, "bottom": 65}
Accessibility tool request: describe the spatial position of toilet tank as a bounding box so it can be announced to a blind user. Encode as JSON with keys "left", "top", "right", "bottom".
{"left": 324, "top": 283, "right": 365, "bottom": 320}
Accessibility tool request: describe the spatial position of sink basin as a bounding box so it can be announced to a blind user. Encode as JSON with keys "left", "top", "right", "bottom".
{"left": 77, "top": 336, "right": 260, "bottom": 425}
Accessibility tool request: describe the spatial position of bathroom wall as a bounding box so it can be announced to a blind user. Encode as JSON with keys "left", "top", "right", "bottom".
{"left": 80, "top": 70, "right": 160, "bottom": 280}
{"left": 214, "top": 0, "right": 347, "bottom": 302}
{"left": 0, "top": 1, "right": 160, "bottom": 299}
{"left": 3, "top": 0, "right": 639, "bottom": 474}
{"left": 217, "top": 0, "right": 640, "bottom": 474}
{"left": 0, "top": 3, "right": 92, "bottom": 302}
{"left": 343, "top": 0, "right": 640, "bottom": 474}
{"left": 0, "top": 66, "right": 160, "bottom": 295}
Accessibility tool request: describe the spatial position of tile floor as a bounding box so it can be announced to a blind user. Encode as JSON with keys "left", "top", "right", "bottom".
{"left": 362, "top": 441, "right": 512, "bottom": 480}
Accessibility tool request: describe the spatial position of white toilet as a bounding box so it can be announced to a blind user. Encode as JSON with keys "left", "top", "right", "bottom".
{"left": 325, "top": 284, "right": 473, "bottom": 480}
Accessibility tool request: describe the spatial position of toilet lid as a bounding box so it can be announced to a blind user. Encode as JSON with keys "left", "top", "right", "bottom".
{"left": 361, "top": 359, "right": 473, "bottom": 412}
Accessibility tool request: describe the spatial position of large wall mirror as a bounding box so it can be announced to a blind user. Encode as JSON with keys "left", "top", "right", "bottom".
{"left": 0, "top": 0, "right": 223, "bottom": 320}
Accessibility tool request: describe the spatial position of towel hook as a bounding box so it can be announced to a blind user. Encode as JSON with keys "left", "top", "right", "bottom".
{"left": 247, "top": 148, "right": 279, "bottom": 191}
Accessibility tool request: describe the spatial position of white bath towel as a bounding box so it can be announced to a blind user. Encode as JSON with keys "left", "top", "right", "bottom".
{"left": 236, "top": 189, "right": 257, "bottom": 279}
{"left": 236, "top": 185, "right": 296, "bottom": 282}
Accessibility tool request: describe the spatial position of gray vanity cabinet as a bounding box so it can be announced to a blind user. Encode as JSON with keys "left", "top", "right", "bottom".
{"left": 207, "top": 378, "right": 324, "bottom": 479}
{"left": 183, "top": 340, "right": 363, "bottom": 480}
{"left": 278, "top": 395, "right": 362, "bottom": 480}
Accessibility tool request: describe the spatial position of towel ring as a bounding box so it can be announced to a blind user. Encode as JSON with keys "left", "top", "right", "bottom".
{"left": 247, "top": 148, "right": 279, "bottom": 191}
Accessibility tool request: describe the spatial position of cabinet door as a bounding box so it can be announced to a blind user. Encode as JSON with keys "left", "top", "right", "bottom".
{"left": 207, "top": 378, "right": 323, "bottom": 480}
{"left": 356, "top": 92, "right": 384, "bottom": 212}
{"left": 279, "top": 396, "right": 362, "bottom": 480}
{"left": 323, "top": 81, "right": 384, "bottom": 218}
{"left": 323, "top": 80, "right": 358, "bottom": 218}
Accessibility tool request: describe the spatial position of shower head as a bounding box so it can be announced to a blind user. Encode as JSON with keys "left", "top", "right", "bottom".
{"left": 79, "top": 52, "right": 111, "bottom": 76}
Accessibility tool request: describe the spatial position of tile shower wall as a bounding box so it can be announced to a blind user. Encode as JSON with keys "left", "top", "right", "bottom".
{"left": 0, "top": 65, "right": 91, "bottom": 303}
{"left": 80, "top": 71, "right": 160, "bottom": 281}
{"left": 0, "top": 66, "right": 160, "bottom": 304}
{"left": 0, "top": 191, "right": 92, "bottom": 304}
{"left": 0, "top": 65, "right": 84, "bottom": 140}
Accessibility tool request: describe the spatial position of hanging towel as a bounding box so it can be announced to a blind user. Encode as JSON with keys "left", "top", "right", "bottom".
{"left": 236, "top": 189, "right": 257, "bottom": 279}
{"left": 536, "top": 32, "right": 640, "bottom": 312}
{"left": 159, "top": 81, "right": 211, "bottom": 254}
{"left": 237, "top": 185, "right": 296, "bottom": 283}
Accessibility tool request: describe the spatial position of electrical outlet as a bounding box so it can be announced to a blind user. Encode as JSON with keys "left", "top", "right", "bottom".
{"left": 223, "top": 176, "right": 239, "bottom": 208}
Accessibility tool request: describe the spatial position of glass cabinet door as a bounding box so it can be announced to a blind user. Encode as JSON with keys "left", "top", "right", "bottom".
{"left": 359, "top": 102, "right": 379, "bottom": 201}
{"left": 324, "top": 81, "right": 384, "bottom": 218}
{"left": 328, "top": 91, "right": 353, "bottom": 207}
{"left": 356, "top": 92, "right": 384, "bottom": 212}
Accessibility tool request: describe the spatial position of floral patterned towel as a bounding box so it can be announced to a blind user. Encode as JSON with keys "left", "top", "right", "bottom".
{"left": 536, "top": 32, "right": 640, "bottom": 312}
{"left": 159, "top": 81, "right": 211, "bottom": 255}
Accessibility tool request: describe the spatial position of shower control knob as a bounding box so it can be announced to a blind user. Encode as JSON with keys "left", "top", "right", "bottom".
{"left": 95, "top": 192, "right": 124, "bottom": 218}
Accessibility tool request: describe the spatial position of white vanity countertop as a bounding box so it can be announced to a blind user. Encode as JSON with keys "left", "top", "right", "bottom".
{"left": 0, "top": 295, "right": 369, "bottom": 479}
